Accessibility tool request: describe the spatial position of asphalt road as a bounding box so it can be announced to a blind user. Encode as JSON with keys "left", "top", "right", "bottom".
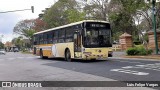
{"left": 0, "top": 52, "right": 160, "bottom": 90}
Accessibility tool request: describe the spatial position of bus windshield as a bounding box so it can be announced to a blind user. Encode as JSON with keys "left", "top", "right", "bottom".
{"left": 84, "top": 28, "right": 112, "bottom": 48}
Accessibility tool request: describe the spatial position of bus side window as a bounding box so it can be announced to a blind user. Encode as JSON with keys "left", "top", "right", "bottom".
{"left": 53, "top": 31, "right": 58, "bottom": 43}
{"left": 66, "top": 28, "right": 73, "bottom": 42}
{"left": 39, "top": 34, "right": 43, "bottom": 44}
{"left": 33, "top": 36, "right": 37, "bottom": 45}
{"left": 47, "top": 32, "right": 53, "bottom": 44}
{"left": 58, "top": 29, "right": 65, "bottom": 43}
{"left": 43, "top": 33, "right": 48, "bottom": 44}
{"left": 37, "top": 35, "right": 39, "bottom": 45}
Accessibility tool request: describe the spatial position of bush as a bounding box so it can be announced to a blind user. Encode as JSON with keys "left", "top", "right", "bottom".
{"left": 126, "top": 47, "right": 139, "bottom": 55}
{"left": 147, "top": 49, "right": 153, "bottom": 55}
{"left": 126, "top": 46, "right": 153, "bottom": 55}
{"left": 136, "top": 46, "right": 147, "bottom": 55}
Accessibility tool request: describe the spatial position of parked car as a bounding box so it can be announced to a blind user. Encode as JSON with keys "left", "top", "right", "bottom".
{"left": 14, "top": 48, "right": 19, "bottom": 52}
{"left": 0, "top": 49, "right": 6, "bottom": 55}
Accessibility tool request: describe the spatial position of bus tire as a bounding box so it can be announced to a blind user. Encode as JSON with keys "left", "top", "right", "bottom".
{"left": 40, "top": 49, "right": 48, "bottom": 59}
{"left": 108, "top": 54, "right": 112, "bottom": 57}
{"left": 65, "top": 49, "right": 71, "bottom": 62}
{"left": 40, "top": 49, "right": 44, "bottom": 59}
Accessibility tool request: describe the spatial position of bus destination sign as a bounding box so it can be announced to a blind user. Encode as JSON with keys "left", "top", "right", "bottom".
{"left": 86, "top": 22, "right": 110, "bottom": 28}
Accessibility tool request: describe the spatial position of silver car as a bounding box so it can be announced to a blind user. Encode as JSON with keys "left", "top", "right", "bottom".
{"left": 0, "top": 49, "right": 6, "bottom": 55}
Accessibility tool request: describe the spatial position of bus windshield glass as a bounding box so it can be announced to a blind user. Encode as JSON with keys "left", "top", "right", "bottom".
{"left": 84, "top": 28, "right": 112, "bottom": 48}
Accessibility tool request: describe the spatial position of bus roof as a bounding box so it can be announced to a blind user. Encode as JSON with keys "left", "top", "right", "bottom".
{"left": 34, "top": 20, "right": 109, "bottom": 35}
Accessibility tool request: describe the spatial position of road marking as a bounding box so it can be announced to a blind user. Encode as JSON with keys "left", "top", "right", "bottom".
{"left": 7, "top": 58, "right": 15, "bottom": 60}
{"left": 27, "top": 57, "right": 36, "bottom": 58}
{"left": 122, "top": 66, "right": 133, "bottom": 69}
{"left": 111, "top": 69, "right": 149, "bottom": 75}
{"left": 112, "top": 63, "right": 160, "bottom": 75}
{"left": 17, "top": 57, "right": 24, "bottom": 59}
{"left": 114, "top": 60, "right": 145, "bottom": 64}
{"left": 0, "top": 57, "right": 37, "bottom": 60}
{"left": 122, "top": 63, "right": 160, "bottom": 72}
{"left": 155, "top": 63, "right": 160, "bottom": 65}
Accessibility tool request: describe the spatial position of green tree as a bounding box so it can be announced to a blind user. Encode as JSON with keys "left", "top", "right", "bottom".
{"left": 13, "top": 19, "right": 37, "bottom": 48}
{"left": 42, "top": 0, "right": 85, "bottom": 28}
{"left": 83, "top": 0, "right": 111, "bottom": 20}
{"left": 12, "top": 36, "right": 24, "bottom": 50}
{"left": 13, "top": 19, "right": 35, "bottom": 35}
{"left": 0, "top": 42, "right": 4, "bottom": 49}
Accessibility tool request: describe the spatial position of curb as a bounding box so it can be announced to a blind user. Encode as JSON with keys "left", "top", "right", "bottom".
{"left": 108, "top": 57, "right": 160, "bottom": 61}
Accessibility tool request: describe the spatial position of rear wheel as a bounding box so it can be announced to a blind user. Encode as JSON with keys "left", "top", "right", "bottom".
{"left": 40, "top": 50, "right": 44, "bottom": 59}
{"left": 40, "top": 50, "right": 48, "bottom": 59}
{"left": 108, "top": 54, "right": 112, "bottom": 57}
{"left": 65, "top": 49, "right": 71, "bottom": 62}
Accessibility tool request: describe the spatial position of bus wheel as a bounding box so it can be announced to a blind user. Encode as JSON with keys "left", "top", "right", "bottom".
{"left": 40, "top": 50, "right": 48, "bottom": 59}
{"left": 40, "top": 50, "right": 44, "bottom": 59}
{"left": 65, "top": 49, "right": 71, "bottom": 62}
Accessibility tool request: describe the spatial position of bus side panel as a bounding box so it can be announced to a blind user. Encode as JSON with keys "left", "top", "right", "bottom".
{"left": 41, "top": 44, "right": 52, "bottom": 57}
{"left": 52, "top": 42, "right": 74, "bottom": 58}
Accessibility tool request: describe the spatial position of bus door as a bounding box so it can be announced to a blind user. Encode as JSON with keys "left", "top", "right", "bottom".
{"left": 74, "top": 31, "right": 82, "bottom": 58}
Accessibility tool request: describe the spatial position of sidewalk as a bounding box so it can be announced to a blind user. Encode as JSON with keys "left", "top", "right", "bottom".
{"left": 109, "top": 51, "right": 160, "bottom": 61}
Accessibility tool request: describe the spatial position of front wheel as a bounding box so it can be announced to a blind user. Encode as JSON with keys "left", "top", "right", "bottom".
{"left": 65, "top": 49, "right": 71, "bottom": 62}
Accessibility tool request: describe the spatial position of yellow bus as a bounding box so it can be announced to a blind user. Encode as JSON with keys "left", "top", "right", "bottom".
{"left": 33, "top": 20, "right": 112, "bottom": 61}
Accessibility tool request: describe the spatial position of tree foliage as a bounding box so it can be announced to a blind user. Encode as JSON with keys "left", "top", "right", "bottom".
{"left": 33, "top": 19, "right": 48, "bottom": 32}
{"left": 12, "top": 0, "right": 160, "bottom": 49}
{"left": 42, "top": 0, "right": 85, "bottom": 28}
{"left": 0, "top": 42, "right": 4, "bottom": 49}
{"left": 13, "top": 19, "right": 35, "bottom": 35}
{"left": 12, "top": 36, "right": 23, "bottom": 49}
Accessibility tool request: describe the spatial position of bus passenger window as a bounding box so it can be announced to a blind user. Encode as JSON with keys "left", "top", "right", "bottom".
{"left": 66, "top": 29, "right": 73, "bottom": 42}
{"left": 58, "top": 30, "right": 65, "bottom": 43}
{"left": 48, "top": 33, "right": 53, "bottom": 44}
{"left": 53, "top": 31, "right": 58, "bottom": 43}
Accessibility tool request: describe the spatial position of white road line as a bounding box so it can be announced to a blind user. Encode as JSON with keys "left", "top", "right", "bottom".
{"left": 27, "top": 57, "right": 36, "bottom": 58}
{"left": 114, "top": 60, "right": 145, "bottom": 64}
{"left": 7, "top": 58, "right": 15, "bottom": 60}
{"left": 111, "top": 69, "right": 149, "bottom": 75}
{"left": 122, "top": 63, "right": 160, "bottom": 71}
{"left": 17, "top": 57, "right": 24, "bottom": 59}
{"left": 136, "top": 65, "right": 145, "bottom": 67}
{"left": 122, "top": 66, "right": 134, "bottom": 69}
{"left": 155, "top": 63, "right": 160, "bottom": 65}
{"left": 136, "top": 64, "right": 160, "bottom": 68}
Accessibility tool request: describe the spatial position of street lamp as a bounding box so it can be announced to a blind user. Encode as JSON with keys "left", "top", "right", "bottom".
{"left": 0, "top": 6, "right": 34, "bottom": 13}
{"left": 152, "top": 0, "right": 159, "bottom": 54}
{"left": 147, "top": 0, "right": 159, "bottom": 54}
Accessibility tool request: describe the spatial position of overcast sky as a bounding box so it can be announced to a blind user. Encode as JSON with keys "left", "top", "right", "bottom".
{"left": 0, "top": 0, "right": 56, "bottom": 43}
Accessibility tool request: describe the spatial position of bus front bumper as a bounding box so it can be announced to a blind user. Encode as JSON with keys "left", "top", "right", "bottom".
{"left": 82, "top": 54, "right": 108, "bottom": 60}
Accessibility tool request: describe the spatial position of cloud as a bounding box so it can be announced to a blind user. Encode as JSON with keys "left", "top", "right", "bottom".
{"left": 0, "top": 13, "right": 20, "bottom": 34}
{"left": 0, "top": 0, "right": 56, "bottom": 43}
{"left": 0, "top": 13, "right": 21, "bottom": 43}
